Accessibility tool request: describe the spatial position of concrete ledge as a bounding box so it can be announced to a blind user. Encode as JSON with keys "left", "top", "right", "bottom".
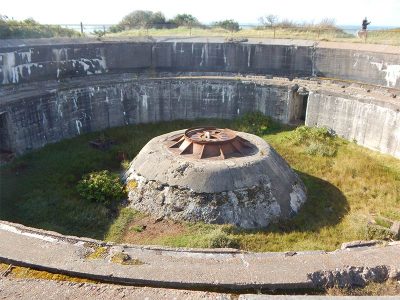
{"left": 0, "top": 220, "right": 399, "bottom": 292}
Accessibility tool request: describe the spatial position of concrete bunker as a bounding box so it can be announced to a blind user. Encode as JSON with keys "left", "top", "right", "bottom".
{"left": 125, "top": 127, "right": 307, "bottom": 228}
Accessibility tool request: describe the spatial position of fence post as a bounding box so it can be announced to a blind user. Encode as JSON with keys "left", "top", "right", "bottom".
{"left": 103, "top": 25, "right": 106, "bottom": 35}
{"left": 80, "top": 22, "right": 83, "bottom": 35}
{"left": 273, "top": 27, "right": 276, "bottom": 39}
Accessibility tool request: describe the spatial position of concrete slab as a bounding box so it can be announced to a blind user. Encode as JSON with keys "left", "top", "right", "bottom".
{"left": 0, "top": 221, "right": 399, "bottom": 292}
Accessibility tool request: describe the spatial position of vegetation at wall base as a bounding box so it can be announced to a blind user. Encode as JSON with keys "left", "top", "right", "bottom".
{"left": 1, "top": 115, "right": 399, "bottom": 251}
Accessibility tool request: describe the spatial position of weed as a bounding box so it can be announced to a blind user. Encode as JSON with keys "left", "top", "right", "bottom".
{"left": 208, "top": 230, "right": 240, "bottom": 249}
{"left": 77, "top": 170, "right": 126, "bottom": 206}
{"left": 290, "top": 126, "right": 339, "bottom": 157}
{"left": 110, "top": 252, "right": 144, "bottom": 265}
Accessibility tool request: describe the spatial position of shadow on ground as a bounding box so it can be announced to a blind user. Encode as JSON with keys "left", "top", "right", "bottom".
{"left": 234, "top": 170, "right": 349, "bottom": 235}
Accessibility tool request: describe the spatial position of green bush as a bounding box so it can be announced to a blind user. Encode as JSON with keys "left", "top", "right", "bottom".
{"left": 235, "top": 111, "right": 270, "bottom": 135}
{"left": 213, "top": 19, "right": 240, "bottom": 32}
{"left": 291, "top": 126, "right": 338, "bottom": 157}
{"left": 77, "top": 170, "right": 126, "bottom": 206}
{"left": 208, "top": 231, "right": 239, "bottom": 248}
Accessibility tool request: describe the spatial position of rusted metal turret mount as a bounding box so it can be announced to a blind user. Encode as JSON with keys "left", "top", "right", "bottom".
{"left": 165, "top": 127, "right": 255, "bottom": 160}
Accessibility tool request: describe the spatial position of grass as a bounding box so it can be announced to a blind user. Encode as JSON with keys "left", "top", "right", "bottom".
{"left": 326, "top": 280, "right": 400, "bottom": 296}
{"left": 106, "top": 26, "right": 400, "bottom": 46}
{"left": 1, "top": 117, "right": 399, "bottom": 252}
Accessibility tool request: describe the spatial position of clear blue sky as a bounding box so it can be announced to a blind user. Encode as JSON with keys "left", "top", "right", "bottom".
{"left": 2, "top": 0, "right": 399, "bottom": 26}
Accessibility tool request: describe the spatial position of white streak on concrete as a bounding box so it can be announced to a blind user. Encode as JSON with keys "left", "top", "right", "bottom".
{"left": 247, "top": 47, "right": 251, "bottom": 67}
{"left": 371, "top": 62, "right": 400, "bottom": 87}
{"left": 75, "top": 120, "right": 82, "bottom": 135}
{"left": 385, "top": 65, "right": 400, "bottom": 87}
{"left": 142, "top": 94, "right": 148, "bottom": 110}
{"left": 0, "top": 223, "right": 59, "bottom": 243}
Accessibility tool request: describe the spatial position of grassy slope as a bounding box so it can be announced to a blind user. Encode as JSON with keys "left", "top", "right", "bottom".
{"left": 1, "top": 119, "right": 399, "bottom": 250}
{"left": 107, "top": 27, "right": 400, "bottom": 45}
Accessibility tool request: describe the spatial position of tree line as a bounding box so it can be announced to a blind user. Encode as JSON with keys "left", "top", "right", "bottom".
{"left": 0, "top": 15, "right": 80, "bottom": 39}
{"left": 108, "top": 11, "right": 240, "bottom": 33}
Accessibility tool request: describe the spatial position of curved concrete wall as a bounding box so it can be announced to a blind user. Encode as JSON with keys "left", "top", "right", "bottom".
{"left": 306, "top": 91, "right": 400, "bottom": 158}
{"left": 1, "top": 38, "right": 399, "bottom": 88}
{"left": 0, "top": 76, "right": 302, "bottom": 154}
{"left": 0, "top": 38, "right": 399, "bottom": 158}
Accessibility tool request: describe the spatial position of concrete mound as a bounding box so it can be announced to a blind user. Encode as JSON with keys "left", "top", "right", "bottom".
{"left": 125, "top": 128, "right": 306, "bottom": 228}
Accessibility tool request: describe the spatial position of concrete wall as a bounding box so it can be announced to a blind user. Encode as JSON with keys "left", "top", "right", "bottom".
{"left": 0, "top": 41, "right": 312, "bottom": 85}
{"left": 315, "top": 48, "right": 400, "bottom": 88}
{"left": 1, "top": 39, "right": 399, "bottom": 157}
{"left": 1, "top": 39, "right": 399, "bottom": 88}
{"left": 0, "top": 78, "right": 299, "bottom": 154}
{"left": 305, "top": 91, "right": 400, "bottom": 159}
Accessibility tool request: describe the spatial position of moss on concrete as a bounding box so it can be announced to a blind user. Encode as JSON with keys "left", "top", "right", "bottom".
{"left": 110, "top": 252, "right": 144, "bottom": 265}
{"left": 0, "top": 263, "right": 96, "bottom": 283}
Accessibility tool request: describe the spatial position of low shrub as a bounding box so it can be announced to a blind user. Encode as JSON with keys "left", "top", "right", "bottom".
{"left": 208, "top": 230, "right": 239, "bottom": 248}
{"left": 365, "top": 223, "right": 395, "bottom": 240}
{"left": 77, "top": 170, "right": 126, "bottom": 206}
{"left": 290, "top": 126, "right": 338, "bottom": 157}
{"left": 235, "top": 111, "right": 271, "bottom": 135}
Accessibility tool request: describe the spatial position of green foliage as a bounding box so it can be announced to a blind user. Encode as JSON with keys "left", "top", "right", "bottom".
{"left": 0, "top": 16, "right": 80, "bottom": 39}
{"left": 77, "top": 170, "right": 126, "bottom": 206}
{"left": 208, "top": 230, "right": 239, "bottom": 248}
{"left": 170, "top": 14, "right": 200, "bottom": 27}
{"left": 213, "top": 19, "right": 240, "bottom": 32}
{"left": 116, "top": 10, "right": 167, "bottom": 30}
{"left": 365, "top": 224, "right": 395, "bottom": 240}
{"left": 290, "top": 126, "right": 338, "bottom": 157}
{"left": 234, "top": 111, "right": 271, "bottom": 135}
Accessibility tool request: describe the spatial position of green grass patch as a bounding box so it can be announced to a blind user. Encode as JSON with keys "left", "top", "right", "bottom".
{"left": 1, "top": 116, "right": 399, "bottom": 251}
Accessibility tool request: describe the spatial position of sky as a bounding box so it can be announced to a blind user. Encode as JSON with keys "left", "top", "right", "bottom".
{"left": 2, "top": 0, "right": 399, "bottom": 27}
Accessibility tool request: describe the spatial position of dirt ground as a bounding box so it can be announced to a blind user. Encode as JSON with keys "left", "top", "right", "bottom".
{"left": 122, "top": 216, "right": 188, "bottom": 244}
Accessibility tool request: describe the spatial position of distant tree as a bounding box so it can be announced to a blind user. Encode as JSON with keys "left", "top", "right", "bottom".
{"left": 170, "top": 14, "right": 200, "bottom": 27}
{"left": 258, "top": 14, "right": 278, "bottom": 27}
{"left": 213, "top": 19, "right": 240, "bottom": 32}
{"left": 119, "top": 10, "right": 167, "bottom": 29}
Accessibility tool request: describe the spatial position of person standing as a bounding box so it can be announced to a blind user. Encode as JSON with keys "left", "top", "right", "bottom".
{"left": 362, "top": 17, "right": 371, "bottom": 30}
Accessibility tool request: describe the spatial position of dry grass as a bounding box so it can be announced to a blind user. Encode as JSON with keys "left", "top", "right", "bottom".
{"left": 111, "top": 125, "right": 400, "bottom": 252}
{"left": 107, "top": 26, "right": 400, "bottom": 45}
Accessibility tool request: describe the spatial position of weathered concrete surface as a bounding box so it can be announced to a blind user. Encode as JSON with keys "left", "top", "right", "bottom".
{"left": 305, "top": 89, "right": 400, "bottom": 159}
{"left": 126, "top": 130, "right": 306, "bottom": 228}
{"left": 0, "top": 278, "right": 230, "bottom": 299}
{"left": 0, "top": 38, "right": 313, "bottom": 85}
{"left": 2, "top": 279, "right": 400, "bottom": 300}
{"left": 0, "top": 75, "right": 302, "bottom": 154}
{"left": 0, "top": 221, "right": 399, "bottom": 292}
{"left": 315, "top": 47, "right": 400, "bottom": 88}
{"left": 0, "top": 74, "right": 398, "bottom": 159}
{"left": 1, "top": 38, "right": 399, "bottom": 88}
